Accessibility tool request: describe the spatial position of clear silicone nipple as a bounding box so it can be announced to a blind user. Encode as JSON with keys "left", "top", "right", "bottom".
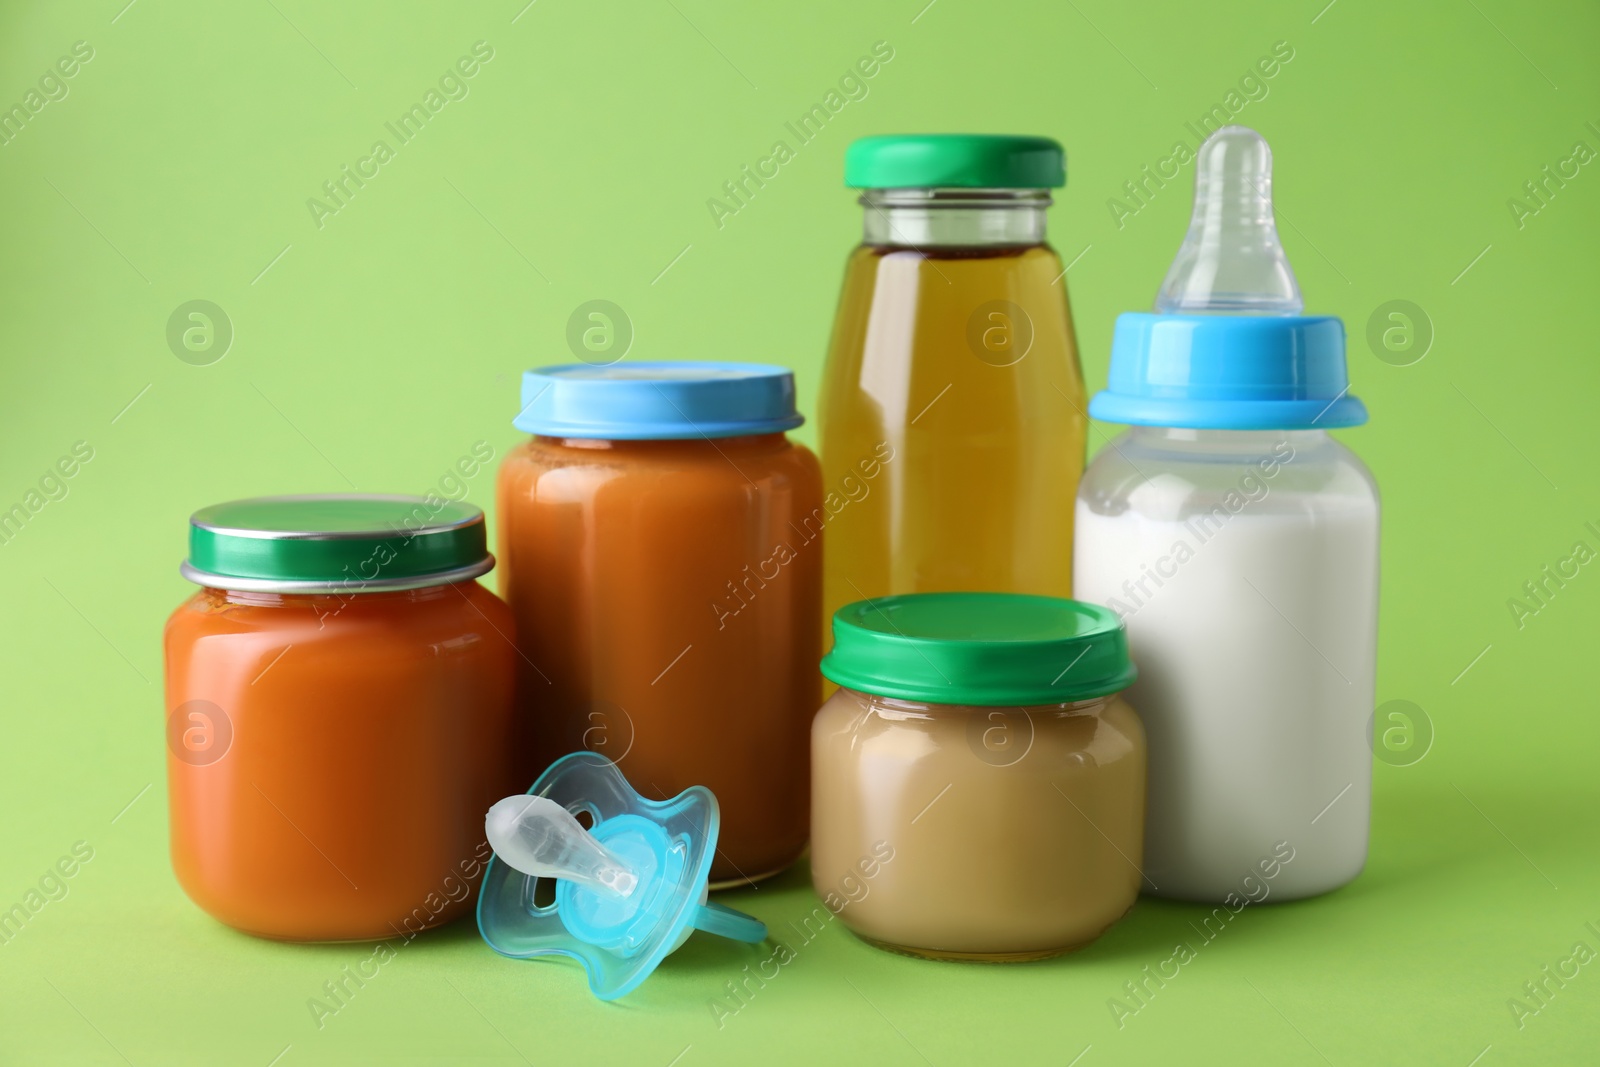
{"left": 1155, "top": 126, "right": 1302, "bottom": 315}
{"left": 485, "top": 795, "right": 639, "bottom": 899}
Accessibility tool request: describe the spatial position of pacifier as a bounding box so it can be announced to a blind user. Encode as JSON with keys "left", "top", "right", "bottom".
{"left": 476, "top": 751, "right": 767, "bottom": 1001}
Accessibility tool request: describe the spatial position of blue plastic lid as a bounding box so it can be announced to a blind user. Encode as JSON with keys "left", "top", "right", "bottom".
{"left": 513, "top": 362, "right": 804, "bottom": 440}
{"left": 1092, "top": 313, "right": 1367, "bottom": 429}
{"left": 1091, "top": 127, "right": 1366, "bottom": 431}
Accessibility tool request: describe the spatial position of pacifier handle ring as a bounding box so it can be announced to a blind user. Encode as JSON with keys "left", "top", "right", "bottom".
{"left": 692, "top": 901, "right": 767, "bottom": 944}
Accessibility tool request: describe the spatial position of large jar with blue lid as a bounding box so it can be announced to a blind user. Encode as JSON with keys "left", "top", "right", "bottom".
{"left": 496, "top": 362, "right": 822, "bottom": 886}
{"left": 1074, "top": 127, "right": 1379, "bottom": 902}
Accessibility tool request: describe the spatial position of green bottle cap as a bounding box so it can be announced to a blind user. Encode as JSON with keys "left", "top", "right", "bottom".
{"left": 821, "top": 592, "right": 1134, "bottom": 706}
{"left": 181, "top": 495, "right": 492, "bottom": 594}
{"left": 845, "top": 134, "right": 1066, "bottom": 189}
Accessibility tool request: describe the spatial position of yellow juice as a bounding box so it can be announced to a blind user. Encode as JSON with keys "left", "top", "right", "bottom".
{"left": 818, "top": 239, "right": 1088, "bottom": 645}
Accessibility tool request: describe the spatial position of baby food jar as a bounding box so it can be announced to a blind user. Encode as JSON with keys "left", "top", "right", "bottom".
{"left": 497, "top": 362, "right": 822, "bottom": 886}
{"left": 164, "top": 495, "right": 517, "bottom": 941}
{"left": 813, "top": 592, "right": 1144, "bottom": 961}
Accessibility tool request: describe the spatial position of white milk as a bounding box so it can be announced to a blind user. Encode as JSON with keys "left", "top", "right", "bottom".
{"left": 1074, "top": 427, "right": 1380, "bottom": 901}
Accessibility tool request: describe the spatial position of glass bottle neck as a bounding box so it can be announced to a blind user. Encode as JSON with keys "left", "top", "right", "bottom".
{"left": 860, "top": 188, "right": 1049, "bottom": 248}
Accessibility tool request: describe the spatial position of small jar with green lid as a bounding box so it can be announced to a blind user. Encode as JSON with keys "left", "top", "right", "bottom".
{"left": 812, "top": 592, "right": 1145, "bottom": 961}
{"left": 164, "top": 494, "right": 518, "bottom": 941}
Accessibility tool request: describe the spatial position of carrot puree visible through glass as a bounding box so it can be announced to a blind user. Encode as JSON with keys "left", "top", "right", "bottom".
{"left": 164, "top": 582, "right": 517, "bottom": 941}
{"left": 497, "top": 432, "right": 822, "bottom": 886}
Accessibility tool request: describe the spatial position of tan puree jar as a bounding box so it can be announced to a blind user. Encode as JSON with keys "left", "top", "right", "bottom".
{"left": 812, "top": 592, "right": 1145, "bottom": 961}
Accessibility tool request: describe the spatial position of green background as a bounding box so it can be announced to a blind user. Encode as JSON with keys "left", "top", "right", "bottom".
{"left": 1, "top": 0, "right": 1597, "bottom": 1063}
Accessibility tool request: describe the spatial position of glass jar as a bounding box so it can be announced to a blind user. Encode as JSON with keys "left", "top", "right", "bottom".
{"left": 817, "top": 135, "right": 1088, "bottom": 655}
{"left": 812, "top": 592, "right": 1144, "bottom": 960}
{"left": 163, "top": 495, "right": 517, "bottom": 941}
{"left": 497, "top": 362, "right": 821, "bottom": 887}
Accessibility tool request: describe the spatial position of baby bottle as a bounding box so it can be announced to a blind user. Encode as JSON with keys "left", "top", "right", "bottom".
{"left": 818, "top": 135, "right": 1088, "bottom": 652}
{"left": 1074, "top": 126, "right": 1379, "bottom": 902}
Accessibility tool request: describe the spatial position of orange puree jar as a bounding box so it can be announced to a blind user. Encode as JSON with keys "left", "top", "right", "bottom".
{"left": 163, "top": 495, "right": 517, "bottom": 941}
{"left": 497, "top": 363, "right": 822, "bottom": 886}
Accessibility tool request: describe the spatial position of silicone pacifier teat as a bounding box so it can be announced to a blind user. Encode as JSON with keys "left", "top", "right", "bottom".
{"left": 486, "top": 795, "right": 639, "bottom": 898}
{"left": 1156, "top": 125, "right": 1302, "bottom": 315}
{"left": 476, "top": 752, "right": 767, "bottom": 1001}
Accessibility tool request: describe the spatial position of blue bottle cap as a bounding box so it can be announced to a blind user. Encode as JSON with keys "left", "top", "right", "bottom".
{"left": 512, "top": 362, "right": 804, "bottom": 440}
{"left": 1090, "top": 127, "right": 1367, "bottom": 431}
{"left": 476, "top": 752, "right": 767, "bottom": 1002}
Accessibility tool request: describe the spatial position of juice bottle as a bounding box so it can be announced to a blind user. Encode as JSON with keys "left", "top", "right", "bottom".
{"left": 1074, "top": 127, "right": 1379, "bottom": 901}
{"left": 818, "top": 135, "right": 1087, "bottom": 648}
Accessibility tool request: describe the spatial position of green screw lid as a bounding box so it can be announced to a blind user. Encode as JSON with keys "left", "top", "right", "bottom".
{"left": 845, "top": 134, "right": 1066, "bottom": 189}
{"left": 181, "top": 495, "right": 493, "bottom": 594}
{"left": 821, "top": 592, "right": 1134, "bottom": 706}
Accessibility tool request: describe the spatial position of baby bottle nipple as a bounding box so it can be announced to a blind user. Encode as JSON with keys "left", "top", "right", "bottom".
{"left": 1091, "top": 125, "right": 1367, "bottom": 430}
{"left": 486, "top": 795, "right": 639, "bottom": 899}
{"left": 1155, "top": 125, "right": 1302, "bottom": 315}
{"left": 476, "top": 751, "right": 767, "bottom": 1001}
